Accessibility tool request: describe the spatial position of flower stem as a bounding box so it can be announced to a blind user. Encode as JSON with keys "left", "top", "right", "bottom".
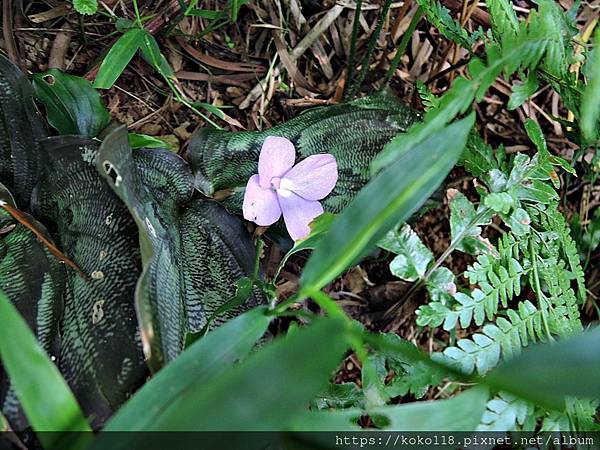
{"left": 381, "top": 7, "right": 423, "bottom": 90}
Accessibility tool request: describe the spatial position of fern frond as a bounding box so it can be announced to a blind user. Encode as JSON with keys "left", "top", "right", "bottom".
{"left": 435, "top": 300, "right": 546, "bottom": 375}
{"left": 486, "top": 0, "right": 519, "bottom": 42}
{"left": 417, "top": 233, "right": 527, "bottom": 331}
{"left": 464, "top": 234, "right": 526, "bottom": 309}
{"left": 537, "top": 206, "right": 587, "bottom": 303}
{"left": 415, "top": 0, "right": 483, "bottom": 49}
{"left": 538, "top": 259, "right": 582, "bottom": 335}
{"left": 478, "top": 392, "right": 536, "bottom": 431}
{"left": 374, "top": 0, "right": 578, "bottom": 172}
{"left": 537, "top": 0, "right": 577, "bottom": 77}
{"left": 416, "top": 81, "right": 440, "bottom": 112}
{"left": 542, "top": 399, "right": 600, "bottom": 432}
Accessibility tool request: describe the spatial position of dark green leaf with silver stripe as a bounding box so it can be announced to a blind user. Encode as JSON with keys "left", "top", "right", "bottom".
{"left": 33, "top": 136, "right": 146, "bottom": 428}
{"left": 188, "top": 93, "right": 420, "bottom": 214}
{"left": 0, "top": 184, "right": 65, "bottom": 429}
{"left": 0, "top": 55, "right": 47, "bottom": 211}
{"left": 98, "top": 126, "right": 266, "bottom": 371}
{"left": 188, "top": 94, "right": 419, "bottom": 213}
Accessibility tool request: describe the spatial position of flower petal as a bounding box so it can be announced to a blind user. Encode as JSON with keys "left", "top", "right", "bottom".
{"left": 280, "top": 154, "right": 338, "bottom": 200}
{"left": 278, "top": 190, "right": 324, "bottom": 241}
{"left": 258, "top": 136, "right": 296, "bottom": 188}
{"left": 243, "top": 174, "right": 281, "bottom": 226}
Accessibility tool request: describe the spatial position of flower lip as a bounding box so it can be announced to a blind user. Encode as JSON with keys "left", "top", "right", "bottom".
{"left": 242, "top": 136, "right": 338, "bottom": 240}
{"left": 278, "top": 154, "right": 338, "bottom": 201}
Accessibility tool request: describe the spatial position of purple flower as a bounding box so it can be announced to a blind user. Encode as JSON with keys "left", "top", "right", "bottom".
{"left": 242, "top": 136, "right": 338, "bottom": 241}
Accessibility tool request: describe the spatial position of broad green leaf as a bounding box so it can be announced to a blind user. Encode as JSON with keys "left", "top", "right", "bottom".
{"left": 0, "top": 184, "right": 65, "bottom": 429}
{"left": 378, "top": 223, "right": 433, "bottom": 282}
{"left": 370, "top": 387, "right": 488, "bottom": 430}
{"left": 581, "top": 29, "right": 600, "bottom": 141}
{"left": 99, "top": 307, "right": 271, "bottom": 435}
{"left": 118, "top": 318, "right": 347, "bottom": 435}
{"left": 0, "top": 290, "right": 92, "bottom": 450}
{"left": 484, "top": 326, "right": 600, "bottom": 410}
{"left": 301, "top": 115, "right": 474, "bottom": 293}
{"left": 294, "top": 387, "right": 488, "bottom": 432}
{"left": 73, "top": 0, "right": 98, "bottom": 15}
{"left": 128, "top": 133, "right": 172, "bottom": 150}
{"left": 94, "top": 28, "right": 146, "bottom": 89}
{"left": 0, "top": 55, "right": 47, "bottom": 211}
{"left": 97, "top": 126, "right": 266, "bottom": 369}
{"left": 32, "top": 69, "right": 110, "bottom": 138}
{"left": 291, "top": 410, "right": 362, "bottom": 432}
{"left": 188, "top": 94, "right": 419, "bottom": 214}
{"left": 34, "top": 136, "right": 147, "bottom": 427}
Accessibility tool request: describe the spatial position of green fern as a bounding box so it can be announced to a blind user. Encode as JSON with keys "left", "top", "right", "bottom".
{"left": 530, "top": 247, "right": 582, "bottom": 337}
{"left": 435, "top": 300, "right": 547, "bottom": 375}
{"left": 464, "top": 233, "right": 527, "bottom": 310}
{"left": 415, "top": 0, "right": 483, "bottom": 49}
{"left": 477, "top": 392, "right": 536, "bottom": 431}
{"left": 537, "top": 206, "right": 587, "bottom": 303}
{"left": 542, "top": 399, "right": 600, "bottom": 432}
{"left": 486, "top": 0, "right": 519, "bottom": 42}
{"left": 416, "top": 81, "right": 440, "bottom": 112}
{"left": 374, "top": 1, "right": 572, "bottom": 172}
{"left": 416, "top": 233, "right": 527, "bottom": 331}
{"left": 377, "top": 0, "right": 590, "bottom": 421}
{"left": 459, "top": 132, "right": 506, "bottom": 177}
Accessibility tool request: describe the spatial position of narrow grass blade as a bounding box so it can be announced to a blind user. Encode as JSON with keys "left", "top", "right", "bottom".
{"left": 300, "top": 115, "right": 474, "bottom": 293}
{"left": 0, "top": 291, "right": 92, "bottom": 450}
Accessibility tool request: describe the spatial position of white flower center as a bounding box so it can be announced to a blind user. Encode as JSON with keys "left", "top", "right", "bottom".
{"left": 276, "top": 178, "right": 294, "bottom": 198}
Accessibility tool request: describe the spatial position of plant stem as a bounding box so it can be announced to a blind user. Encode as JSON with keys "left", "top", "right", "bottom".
{"left": 252, "top": 238, "right": 265, "bottom": 280}
{"left": 344, "top": 0, "right": 363, "bottom": 98}
{"left": 529, "top": 238, "right": 554, "bottom": 342}
{"left": 348, "top": 0, "right": 394, "bottom": 98}
{"left": 381, "top": 7, "right": 423, "bottom": 90}
{"left": 132, "top": 0, "right": 143, "bottom": 27}
{"left": 423, "top": 207, "right": 491, "bottom": 280}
